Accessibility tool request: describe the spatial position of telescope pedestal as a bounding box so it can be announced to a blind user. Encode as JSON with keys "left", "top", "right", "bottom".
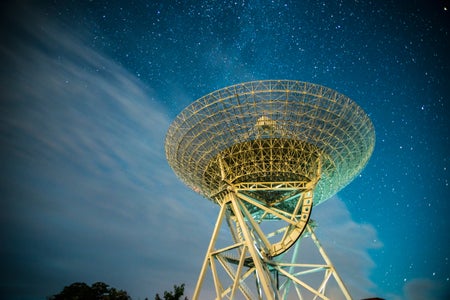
{"left": 192, "top": 191, "right": 352, "bottom": 300}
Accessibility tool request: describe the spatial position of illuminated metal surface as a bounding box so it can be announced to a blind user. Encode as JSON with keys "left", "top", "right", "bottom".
{"left": 165, "top": 80, "right": 375, "bottom": 299}
{"left": 165, "top": 80, "right": 375, "bottom": 206}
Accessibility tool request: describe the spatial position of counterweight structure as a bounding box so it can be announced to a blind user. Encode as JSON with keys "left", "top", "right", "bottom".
{"left": 165, "top": 80, "right": 375, "bottom": 299}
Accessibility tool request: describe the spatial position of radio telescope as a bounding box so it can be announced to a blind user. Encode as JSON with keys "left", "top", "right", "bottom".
{"left": 165, "top": 80, "right": 375, "bottom": 299}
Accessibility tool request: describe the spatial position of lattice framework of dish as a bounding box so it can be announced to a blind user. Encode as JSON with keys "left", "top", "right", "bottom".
{"left": 165, "top": 80, "right": 375, "bottom": 206}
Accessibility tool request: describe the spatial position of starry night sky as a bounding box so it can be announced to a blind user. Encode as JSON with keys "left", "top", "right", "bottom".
{"left": 1, "top": 1, "right": 449, "bottom": 299}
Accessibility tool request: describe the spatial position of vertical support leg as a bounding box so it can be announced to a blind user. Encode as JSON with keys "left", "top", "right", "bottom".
{"left": 193, "top": 203, "right": 228, "bottom": 300}
{"left": 273, "top": 224, "right": 353, "bottom": 300}
{"left": 228, "top": 192, "right": 278, "bottom": 300}
{"left": 307, "top": 225, "right": 352, "bottom": 300}
{"left": 281, "top": 237, "right": 301, "bottom": 300}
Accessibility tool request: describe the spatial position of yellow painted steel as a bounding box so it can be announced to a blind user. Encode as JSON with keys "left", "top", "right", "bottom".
{"left": 165, "top": 80, "right": 374, "bottom": 299}
{"left": 165, "top": 80, "right": 375, "bottom": 206}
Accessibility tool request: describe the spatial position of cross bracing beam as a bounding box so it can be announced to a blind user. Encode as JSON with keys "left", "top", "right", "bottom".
{"left": 192, "top": 192, "right": 352, "bottom": 300}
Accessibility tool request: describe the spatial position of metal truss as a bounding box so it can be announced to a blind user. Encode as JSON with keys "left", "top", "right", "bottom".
{"left": 165, "top": 80, "right": 374, "bottom": 299}
{"left": 193, "top": 191, "right": 352, "bottom": 300}
{"left": 165, "top": 80, "right": 375, "bottom": 206}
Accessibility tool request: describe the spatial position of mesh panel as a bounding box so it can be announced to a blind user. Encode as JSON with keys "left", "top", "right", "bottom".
{"left": 165, "top": 80, "right": 375, "bottom": 205}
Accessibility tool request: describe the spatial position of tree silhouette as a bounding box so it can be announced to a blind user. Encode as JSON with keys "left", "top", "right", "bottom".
{"left": 154, "top": 284, "right": 188, "bottom": 300}
{"left": 48, "top": 281, "right": 131, "bottom": 300}
{"left": 49, "top": 281, "right": 188, "bottom": 300}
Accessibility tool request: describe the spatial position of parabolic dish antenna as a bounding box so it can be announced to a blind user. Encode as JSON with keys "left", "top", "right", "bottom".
{"left": 165, "top": 80, "right": 375, "bottom": 299}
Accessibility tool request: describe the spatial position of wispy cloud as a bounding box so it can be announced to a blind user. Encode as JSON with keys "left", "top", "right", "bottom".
{"left": 385, "top": 278, "right": 450, "bottom": 300}
{"left": 0, "top": 4, "right": 216, "bottom": 299}
{"left": 402, "top": 278, "right": 450, "bottom": 300}
{"left": 0, "top": 4, "right": 388, "bottom": 300}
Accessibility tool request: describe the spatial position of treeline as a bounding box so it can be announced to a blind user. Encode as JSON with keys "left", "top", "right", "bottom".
{"left": 48, "top": 282, "right": 188, "bottom": 300}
